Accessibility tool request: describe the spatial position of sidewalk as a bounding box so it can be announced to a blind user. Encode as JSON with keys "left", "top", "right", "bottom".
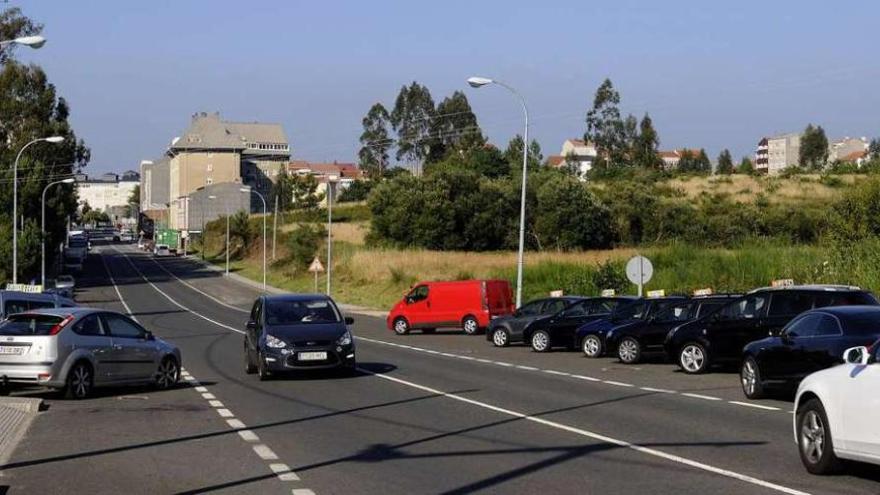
{"left": 0, "top": 397, "right": 42, "bottom": 467}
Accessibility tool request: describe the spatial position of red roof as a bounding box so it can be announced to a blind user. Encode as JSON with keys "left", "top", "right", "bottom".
{"left": 547, "top": 155, "right": 565, "bottom": 167}
{"left": 287, "top": 161, "right": 363, "bottom": 178}
{"left": 842, "top": 150, "right": 868, "bottom": 162}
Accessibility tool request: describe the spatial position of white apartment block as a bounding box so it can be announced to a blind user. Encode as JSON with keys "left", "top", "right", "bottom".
{"left": 766, "top": 133, "right": 801, "bottom": 175}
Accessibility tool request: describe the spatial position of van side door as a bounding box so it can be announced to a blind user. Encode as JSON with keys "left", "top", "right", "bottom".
{"left": 405, "top": 285, "right": 431, "bottom": 327}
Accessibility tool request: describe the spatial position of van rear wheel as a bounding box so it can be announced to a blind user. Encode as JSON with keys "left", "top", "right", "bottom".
{"left": 462, "top": 316, "right": 480, "bottom": 335}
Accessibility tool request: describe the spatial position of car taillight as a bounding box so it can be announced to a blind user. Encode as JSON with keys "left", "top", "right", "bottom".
{"left": 49, "top": 315, "right": 75, "bottom": 335}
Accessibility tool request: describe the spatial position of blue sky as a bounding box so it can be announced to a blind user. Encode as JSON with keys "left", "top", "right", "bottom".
{"left": 14, "top": 0, "right": 880, "bottom": 173}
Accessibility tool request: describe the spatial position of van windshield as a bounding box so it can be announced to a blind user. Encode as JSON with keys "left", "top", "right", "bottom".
{"left": 0, "top": 314, "right": 64, "bottom": 336}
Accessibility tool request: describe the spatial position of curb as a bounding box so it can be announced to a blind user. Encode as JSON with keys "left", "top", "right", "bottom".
{"left": 0, "top": 397, "right": 43, "bottom": 467}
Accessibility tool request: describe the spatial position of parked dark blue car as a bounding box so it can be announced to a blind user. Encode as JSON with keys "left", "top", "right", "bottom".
{"left": 576, "top": 296, "right": 686, "bottom": 358}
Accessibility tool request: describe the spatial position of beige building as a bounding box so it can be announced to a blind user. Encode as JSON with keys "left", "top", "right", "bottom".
{"left": 546, "top": 139, "right": 598, "bottom": 179}
{"left": 828, "top": 137, "right": 868, "bottom": 163}
{"left": 167, "top": 112, "right": 289, "bottom": 229}
{"left": 767, "top": 133, "right": 801, "bottom": 175}
{"left": 76, "top": 172, "right": 140, "bottom": 221}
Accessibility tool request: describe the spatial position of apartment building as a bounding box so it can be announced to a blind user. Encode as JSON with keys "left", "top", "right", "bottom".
{"left": 76, "top": 172, "right": 140, "bottom": 219}
{"left": 546, "top": 139, "right": 598, "bottom": 179}
{"left": 755, "top": 137, "right": 769, "bottom": 173}
{"left": 766, "top": 133, "right": 801, "bottom": 175}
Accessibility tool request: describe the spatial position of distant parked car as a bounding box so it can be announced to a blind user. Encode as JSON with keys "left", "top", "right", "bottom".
{"left": 794, "top": 340, "right": 880, "bottom": 474}
{"left": 577, "top": 296, "right": 687, "bottom": 358}
{"left": 486, "top": 296, "right": 584, "bottom": 347}
{"left": 54, "top": 275, "right": 76, "bottom": 299}
{"left": 0, "top": 308, "right": 181, "bottom": 399}
{"left": 0, "top": 290, "right": 77, "bottom": 320}
{"left": 387, "top": 280, "right": 514, "bottom": 335}
{"left": 608, "top": 295, "right": 737, "bottom": 364}
{"left": 154, "top": 244, "right": 171, "bottom": 256}
{"left": 741, "top": 306, "right": 880, "bottom": 399}
{"left": 526, "top": 296, "right": 637, "bottom": 352}
{"left": 137, "top": 238, "right": 146, "bottom": 250}
{"left": 244, "top": 294, "right": 355, "bottom": 379}
{"left": 665, "top": 285, "right": 879, "bottom": 374}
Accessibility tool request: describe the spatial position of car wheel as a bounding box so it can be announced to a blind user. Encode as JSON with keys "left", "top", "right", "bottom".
{"left": 462, "top": 316, "right": 480, "bottom": 335}
{"left": 393, "top": 318, "right": 410, "bottom": 336}
{"left": 618, "top": 337, "right": 641, "bottom": 364}
{"left": 64, "top": 362, "right": 93, "bottom": 400}
{"left": 797, "top": 398, "right": 841, "bottom": 475}
{"left": 257, "top": 353, "right": 271, "bottom": 381}
{"left": 531, "top": 330, "right": 551, "bottom": 352}
{"left": 244, "top": 344, "right": 257, "bottom": 374}
{"left": 491, "top": 328, "right": 510, "bottom": 347}
{"left": 155, "top": 357, "right": 180, "bottom": 390}
{"left": 740, "top": 356, "right": 765, "bottom": 399}
{"left": 582, "top": 334, "right": 603, "bottom": 358}
{"left": 679, "top": 342, "right": 710, "bottom": 374}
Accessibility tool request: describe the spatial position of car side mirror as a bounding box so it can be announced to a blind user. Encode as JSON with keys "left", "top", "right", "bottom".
{"left": 344, "top": 316, "right": 354, "bottom": 325}
{"left": 246, "top": 321, "right": 257, "bottom": 331}
{"left": 145, "top": 331, "right": 155, "bottom": 341}
{"left": 843, "top": 346, "right": 870, "bottom": 365}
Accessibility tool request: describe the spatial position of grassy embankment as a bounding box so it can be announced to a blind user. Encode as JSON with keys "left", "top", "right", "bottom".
{"left": 200, "top": 175, "right": 868, "bottom": 310}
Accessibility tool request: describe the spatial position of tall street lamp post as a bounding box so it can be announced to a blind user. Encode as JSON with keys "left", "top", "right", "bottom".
{"left": 467, "top": 76, "right": 529, "bottom": 307}
{"left": 241, "top": 188, "right": 267, "bottom": 292}
{"left": 13, "top": 136, "right": 65, "bottom": 284}
{"left": 41, "top": 177, "right": 75, "bottom": 287}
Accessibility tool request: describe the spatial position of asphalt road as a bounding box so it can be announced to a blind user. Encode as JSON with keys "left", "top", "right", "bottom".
{"left": 2, "top": 244, "right": 879, "bottom": 494}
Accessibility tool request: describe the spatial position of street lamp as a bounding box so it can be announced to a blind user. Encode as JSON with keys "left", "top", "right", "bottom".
{"left": 41, "top": 178, "right": 75, "bottom": 288}
{"left": 326, "top": 175, "right": 333, "bottom": 296}
{"left": 201, "top": 194, "right": 216, "bottom": 261}
{"left": 0, "top": 35, "right": 47, "bottom": 50}
{"left": 13, "top": 136, "right": 65, "bottom": 284}
{"left": 241, "top": 187, "right": 267, "bottom": 291}
{"left": 467, "top": 76, "right": 529, "bottom": 307}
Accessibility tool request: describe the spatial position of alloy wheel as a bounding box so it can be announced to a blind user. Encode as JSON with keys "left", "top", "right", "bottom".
{"left": 70, "top": 364, "right": 92, "bottom": 399}
{"left": 156, "top": 358, "right": 179, "bottom": 389}
{"left": 463, "top": 317, "right": 478, "bottom": 335}
{"left": 532, "top": 331, "right": 550, "bottom": 352}
{"left": 618, "top": 339, "right": 639, "bottom": 363}
{"left": 800, "top": 410, "right": 826, "bottom": 465}
{"left": 680, "top": 344, "right": 705, "bottom": 373}
{"left": 492, "top": 329, "right": 508, "bottom": 347}
{"left": 582, "top": 336, "right": 601, "bottom": 357}
{"left": 741, "top": 360, "right": 757, "bottom": 396}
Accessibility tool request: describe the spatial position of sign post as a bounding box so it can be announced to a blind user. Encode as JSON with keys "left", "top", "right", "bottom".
{"left": 625, "top": 255, "right": 654, "bottom": 296}
{"left": 308, "top": 257, "right": 325, "bottom": 293}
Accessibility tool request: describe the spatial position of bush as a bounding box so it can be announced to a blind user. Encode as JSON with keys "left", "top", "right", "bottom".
{"left": 337, "top": 180, "right": 374, "bottom": 202}
{"left": 533, "top": 175, "right": 613, "bottom": 250}
{"left": 286, "top": 223, "right": 327, "bottom": 270}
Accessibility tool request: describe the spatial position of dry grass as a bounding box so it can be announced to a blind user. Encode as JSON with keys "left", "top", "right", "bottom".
{"left": 279, "top": 221, "right": 367, "bottom": 245}
{"left": 664, "top": 174, "right": 862, "bottom": 204}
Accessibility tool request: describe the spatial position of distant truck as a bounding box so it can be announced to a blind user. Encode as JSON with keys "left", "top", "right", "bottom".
{"left": 154, "top": 229, "right": 179, "bottom": 253}
{"left": 63, "top": 231, "right": 89, "bottom": 272}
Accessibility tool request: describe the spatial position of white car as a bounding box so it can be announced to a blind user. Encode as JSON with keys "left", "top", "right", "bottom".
{"left": 794, "top": 342, "right": 880, "bottom": 474}
{"left": 154, "top": 244, "right": 171, "bottom": 257}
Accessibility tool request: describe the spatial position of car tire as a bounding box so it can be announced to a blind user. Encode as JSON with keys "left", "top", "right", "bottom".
{"left": 64, "top": 361, "right": 93, "bottom": 400}
{"left": 679, "top": 342, "right": 710, "bottom": 374}
{"left": 797, "top": 398, "right": 841, "bottom": 475}
{"left": 491, "top": 328, "right": 510, "bottom": 348}
{"left": 462, "top": 316, "right": 480, "bottom": 335}
{"left": 155, "top": 356, "right": 180, "bottom": 390}
{"left": 617, "top": 337, "right": 641, "bottom": 364}
{"left": 393, "top": 318, "right": 410, "bottom": 336}
{"left": 531, "top": 330, "right": 551, "bottom": 353}
{"left": 244, "top": 344, "right": 257, "bottom": 374}
{"left": 581, "top": 334, "right": 603, "bottom": 358}
{"left": 740, "top": 356, "right": 765, "bottom": 399}
{"left": 257, "top": 353, "right": 271, "bottom": 381}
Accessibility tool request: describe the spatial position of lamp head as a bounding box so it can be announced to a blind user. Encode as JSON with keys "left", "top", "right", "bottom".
{"left": 14, "top": 36, "right": 46, "bottom": 48}
{"left": 44, "top": 136, "right": 65, "bottom": 143}
{"left": 61, "top": 178, "right": 75, "bottom": 184}
{"left": 467, "top": 76, "right": 494, "bottom": 88}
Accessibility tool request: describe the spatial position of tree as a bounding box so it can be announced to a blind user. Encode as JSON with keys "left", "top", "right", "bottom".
{"left": 799, "top": 124, "right": 829, "bottom": 170}
{"left": 696, "top": 149, "right": 711, "bottom": 173}
{"left": 504, "top": 135, "right": 543, "bottom": 174}
{"left": 274, "top": 168, "right": 295, "bottom": 211}
{"left": 125, "top": 184, "right": 140, "bottom": 217}
{"left": 337, "top": 180, "right": 374, "bottom": 202}
{"left": 533, "top": 175, "right": 613, "bottom": 250}
{"left": 390, "top": 82, "right": 437, "bottom": 165}
{"left": 286, "top": 223, "right": 326, "bottom": 269}
{"left": 632, "top": 114, "right": 661, "bottom": 169}
{"left": 585, "top": 79, "right": 627, "bottom": 166}
{"left": 290, "top": 174, "right": 325, "bottom": 211}
{"left": 869, "top": 138, "right": 880, "bottom": 160}
{"left": 716, "top": 149, "right": 734, "bottom": 175}
{"left": 82, "top": 209, "right": 110, "bottom": 225}
{"left": 0, "top": 8, "right": 42, "bottom": 64}
{"left": 0, "top": 9, "right": 90, "bottom": 284}
{"left": 357, "top": 103, "right": 392, "bottom": 179}
{"left": 430, "top": 91, "right": 485, "bottom": 162}
{"left": 737, "top": 157, "right": 755, "bottom": 175}
{"left": 228, "top": 210, "right": 255, "bottom": 255}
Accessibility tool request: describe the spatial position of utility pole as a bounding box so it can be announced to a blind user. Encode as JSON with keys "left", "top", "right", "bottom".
{"left": 272, "top": 194, "right": 278, "bottom": 260}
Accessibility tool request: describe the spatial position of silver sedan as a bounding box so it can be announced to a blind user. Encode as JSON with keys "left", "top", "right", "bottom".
{"left": 0, "top": 308, "right": 181, "bottom": 399}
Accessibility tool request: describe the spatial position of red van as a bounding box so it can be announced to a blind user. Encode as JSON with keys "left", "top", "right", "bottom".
{"left": 387, "top": 280, "right": 514, "bottom": 335}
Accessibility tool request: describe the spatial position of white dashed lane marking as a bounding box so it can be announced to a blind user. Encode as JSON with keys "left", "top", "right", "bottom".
{"left": 681, "top": 393, "right": 723, "bottom": 401}
{"left": 729, "top": 401, "right": 782, "bottom": 411}
{"left": 253, "top": 444, "right": 280, "bottom": 461}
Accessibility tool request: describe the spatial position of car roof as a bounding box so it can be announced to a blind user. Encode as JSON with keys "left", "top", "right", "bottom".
{"left": 12, "top": 307, "right": 102, "bottom": 317}
{"left": 810, "top": 305, "right": 880, "bottom": 318}
{"left": 749, "top": 284, "right": 864, "bottom": 294}
{"left": 263, "top": 293, "right": 332, "bottom": 303}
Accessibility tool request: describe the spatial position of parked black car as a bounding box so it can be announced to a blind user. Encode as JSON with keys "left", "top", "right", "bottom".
{"left": 576, "top": 296, "right": 687, "bottom": 358}
{"left": 244, "top": 294, "right": 355, "bottom": 380}
{"left": 486, "top": 296, "right": 584, "bottom": 347}
{"left": 527, "top": 297, "right": 636, "bottom": 352}
{"left": 664, "top": 285, "right": 879, "bottom": 374}
{"left": 608, "top": 295, "right": 738, "bottom": 364}
{"left": 741, "top": 305, "right": 880, "bottom": 399}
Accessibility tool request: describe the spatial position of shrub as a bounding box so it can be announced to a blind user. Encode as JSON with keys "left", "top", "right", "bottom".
{"left": 337, "top": 180, "right": 374, "bottom": 202}
{"left": 286, "top": 223, "right": 327, "bottom": 270}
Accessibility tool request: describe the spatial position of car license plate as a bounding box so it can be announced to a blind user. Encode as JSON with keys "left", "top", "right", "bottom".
{"left": 298, "top": 351, "right": 327, "bottom": 361}
{"left": 0, "top": 346, "right": 25, "bottom": 355}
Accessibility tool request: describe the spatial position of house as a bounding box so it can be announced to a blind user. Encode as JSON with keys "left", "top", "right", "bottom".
{"left": 840, "top": 150, "right": 868, "bottom": 167}
{"left": 546, "top": 139, "right": 597, "bottom": 179}
{"left": 166, "top": 112, "right": 289, "bottom": 229}
{"left": 828, "top": 137, "right": 868, "bottom": 163}
{"left": 658, "top": 149, "right": 703, "bottom": 170}
{"left": 76, "top": 172, "right": 140, "bottom": 221}
{"left": 766, "top": 133, "right": 801, "bottom": 175}
{"left": 287, "top": 160, "right": 364, "bottom": 205}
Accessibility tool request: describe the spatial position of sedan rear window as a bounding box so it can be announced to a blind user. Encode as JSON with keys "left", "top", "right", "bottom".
{"left": 265, "top": 300, "right": 340, "bottom": 325}
{"left": 842, "top": 315, "right": 880, "bottom": 336}
{"left": 0, "top": 314, "right": 64, "bottom": 336}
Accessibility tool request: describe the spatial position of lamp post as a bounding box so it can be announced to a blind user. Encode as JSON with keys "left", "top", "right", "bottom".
{"left": 41, "top": 177, "right": 75, "bottom": 288}
{"left": 326, "top": 176, "right": 333, "bottom": 296}
{"left": 467, "top": 76, "right": 529, "bottom": 307}
{"left": 0, "top": 35, "right": 46, "bottom": 50}
{"left": 241, "top": 187, "right": 267, "bottom": 291}
{"left": 201, "top": 195, "right": 216, "bottom": 261}
{"left": 13, "top": 136, "right": 64, "bottom": 284}
{"left": 225, "top": 204, "right": 231, "bottom": 277}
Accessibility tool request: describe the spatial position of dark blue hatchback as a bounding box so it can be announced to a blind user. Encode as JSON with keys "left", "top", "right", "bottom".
{"left": 243, "top": 294, "right": 355, "bottom": 380}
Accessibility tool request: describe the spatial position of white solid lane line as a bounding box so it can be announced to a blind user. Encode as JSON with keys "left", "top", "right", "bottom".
{"left": 729, "top": 401, "right": 782, "bottom": 411}
{"left": 363, "top": 370, "right": 810, "bottom": 495}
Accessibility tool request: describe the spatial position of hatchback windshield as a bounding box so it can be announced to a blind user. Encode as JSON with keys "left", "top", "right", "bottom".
{"left": 265, "top": 299, "right": 340, "bottom": 325}
{"left": 611, "top": 301, "right": 647, "bottom": 322}
{"left": 0, "top": 314, "right": 64, "bottom": 336}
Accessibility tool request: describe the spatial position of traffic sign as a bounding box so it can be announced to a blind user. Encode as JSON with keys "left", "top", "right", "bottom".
{"left": 308, "top": 257, "right": 325, "bottom": 273}
{"left": 625, "top": 255, "right": 653, "bottom": 296}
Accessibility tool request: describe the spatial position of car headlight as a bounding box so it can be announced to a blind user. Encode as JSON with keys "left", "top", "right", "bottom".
{"left": 337, "top": 331, "right": 352, "bottom": 346}
{"left": 265, "top": 334, "right": 287, "bottom": 348}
